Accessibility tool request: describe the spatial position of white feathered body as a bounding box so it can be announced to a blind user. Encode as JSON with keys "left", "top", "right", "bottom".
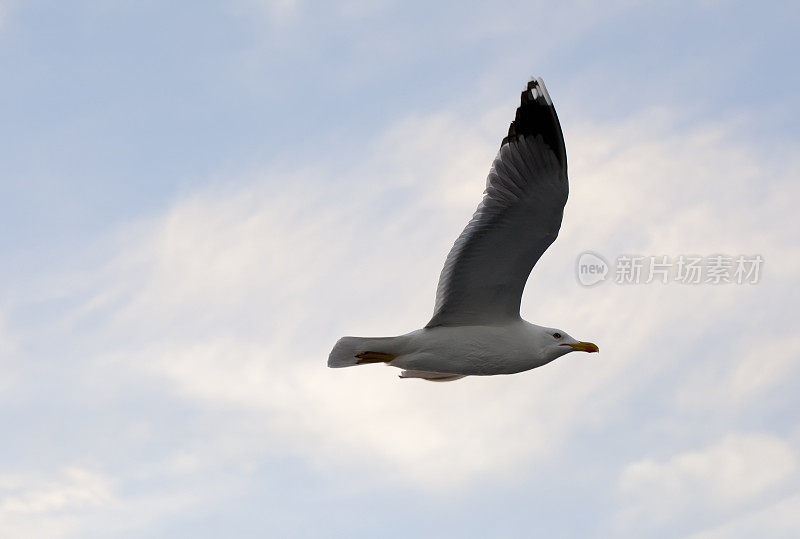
{"left": 329, "top": 321, "right": 569, "bottom": 376}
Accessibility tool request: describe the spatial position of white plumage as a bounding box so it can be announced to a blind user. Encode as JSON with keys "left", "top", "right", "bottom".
{"left": 329, "top": 78, "right": 598, "bottom": 381}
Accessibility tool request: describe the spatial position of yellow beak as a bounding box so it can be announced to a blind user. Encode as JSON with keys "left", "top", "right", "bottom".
{"left": 567, "top": 341, "right": 599, "bottom": 353}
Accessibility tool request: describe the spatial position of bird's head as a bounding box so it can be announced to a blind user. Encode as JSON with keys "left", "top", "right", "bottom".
{"left": 543, "top": 328, "right": 599, "bottom": 360}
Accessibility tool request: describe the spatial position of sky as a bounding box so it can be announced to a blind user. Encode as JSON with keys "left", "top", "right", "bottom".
{"left": 1, "top": 0, "right": 799, "bottom": 537}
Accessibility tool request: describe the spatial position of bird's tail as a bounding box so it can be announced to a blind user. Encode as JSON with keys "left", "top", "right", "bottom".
{"left": 327, "top": 336, "right": 402, "bottom": 368}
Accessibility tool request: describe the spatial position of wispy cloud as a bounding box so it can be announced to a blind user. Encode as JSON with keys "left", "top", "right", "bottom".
{"left": 0, "top": 468, "right": 114, "bottom": 538}
{"left": 688, "top": 493, "right": 800, "bottom": 539}
{"left": 2, "top": 1, "right": 797, "bottom": 534}
{"left": 617, "top": 433, "right": 798, "bottom": 534}
{"left": 34, "top": 102, "right": 798, "bottom": 497}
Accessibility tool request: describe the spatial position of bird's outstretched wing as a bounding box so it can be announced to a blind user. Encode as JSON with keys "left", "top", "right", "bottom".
{"left": 426, "top": 78, "right": 568, "bottom": 328}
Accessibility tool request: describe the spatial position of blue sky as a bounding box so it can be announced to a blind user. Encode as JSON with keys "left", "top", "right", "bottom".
{"left": 1, "top": 1, "right": 799, "bottom": 537}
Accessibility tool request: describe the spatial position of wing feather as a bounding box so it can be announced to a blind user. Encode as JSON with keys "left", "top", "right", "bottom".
{"left": 426, "top": 79, "right": 568, "bottom": 327}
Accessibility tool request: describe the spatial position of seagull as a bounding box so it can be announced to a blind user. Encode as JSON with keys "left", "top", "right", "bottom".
{"left": 328, "top": 78, "right": 598, "bottom": 382}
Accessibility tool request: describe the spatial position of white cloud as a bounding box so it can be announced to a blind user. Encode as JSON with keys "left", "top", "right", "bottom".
{"left": 51, "top": 101, "right": 796, "bottom": 495}
{"left": 616, "top": 433, "right": 797, "bottom": 533}
{"left": 688, "top": 493, "right": 800, "bottom": 539}
{"left": 2, "top": 76, "right": 795, "bottom": 539}
{"left": 65, "top": 108, "right": 600, "bottom": 488}
{"left": 0, "top": 468, "right": 114, "bottom": 538}
{"left": 1, "top": 0, "right": 796, "bottom": 535}
{"left": 0, "top": 468, "right": 112, "bottom": 516}
{"left": 676, "top": 335, "right": 800, "bottom": 415}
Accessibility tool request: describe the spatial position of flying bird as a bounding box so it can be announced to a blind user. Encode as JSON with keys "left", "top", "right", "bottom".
{"left": 328, "top": 78, "right": 598, "bottom": 382}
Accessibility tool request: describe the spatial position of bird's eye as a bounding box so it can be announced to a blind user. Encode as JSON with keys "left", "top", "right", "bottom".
{"left": 553, "top": 332, "right": 562, "bottom": 339}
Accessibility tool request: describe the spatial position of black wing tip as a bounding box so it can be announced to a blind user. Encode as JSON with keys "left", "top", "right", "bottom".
{"left": 502, "top": 78, "right": 555, "bottom": 143}
{"left": 501, "top": 77, "right": 567, "bottom": 171}
{"left": 525, "top": 77, "right": 553, "bottom": 106}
